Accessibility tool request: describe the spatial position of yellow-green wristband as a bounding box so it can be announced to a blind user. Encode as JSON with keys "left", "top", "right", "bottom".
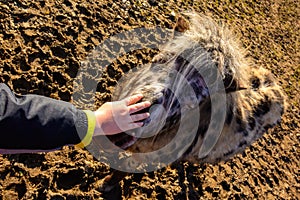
{"left": 76, "top": 110, "right": 96, "bottom": 148}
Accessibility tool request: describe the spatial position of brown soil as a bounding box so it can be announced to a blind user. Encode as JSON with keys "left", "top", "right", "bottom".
{"left": 0, "top": 0, "right": 299, "bottom": 199}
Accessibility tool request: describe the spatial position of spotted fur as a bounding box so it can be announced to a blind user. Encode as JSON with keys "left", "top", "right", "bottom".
{"left": 111, "top": 13, "right": 286, "bottom": 164}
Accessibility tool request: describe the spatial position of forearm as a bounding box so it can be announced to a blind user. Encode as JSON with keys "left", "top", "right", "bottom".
{"left": 0, "top": 83, "right": 94, "bottom": 152}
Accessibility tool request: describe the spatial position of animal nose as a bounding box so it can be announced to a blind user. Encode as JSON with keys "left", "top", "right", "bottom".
{"left": 140, "top": 93, "right": 165, "bottom": 126}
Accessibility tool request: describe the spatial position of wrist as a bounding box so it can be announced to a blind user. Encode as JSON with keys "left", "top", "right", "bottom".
{"left": 93, "top": 110, "right": 105, "bottom": 136}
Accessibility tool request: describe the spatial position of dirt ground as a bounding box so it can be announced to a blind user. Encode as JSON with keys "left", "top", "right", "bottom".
{"left": 0, "top": 0, "right": 299, "bottom": 199}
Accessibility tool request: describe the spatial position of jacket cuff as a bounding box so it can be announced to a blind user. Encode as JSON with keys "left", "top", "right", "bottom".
{"left": 75, "top": 110, "right": 96, "bottom": 148}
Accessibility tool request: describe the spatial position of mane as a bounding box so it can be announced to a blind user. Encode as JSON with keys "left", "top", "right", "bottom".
{"left": 155, "top": 12, "right": 251, "bottom": 91}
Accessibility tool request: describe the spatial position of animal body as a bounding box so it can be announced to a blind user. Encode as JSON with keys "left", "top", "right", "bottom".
{"left": 92, "top": 13, "right": 286, "bottom": 191}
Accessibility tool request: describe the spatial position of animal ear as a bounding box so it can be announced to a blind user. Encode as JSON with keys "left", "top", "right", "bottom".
{"left": 223, "top": 74, "right": 247, "bottom": 93}
{"left": 174, "top": 15, "right": 190, "bottom": 33}
{"left": 152, "top": 15, "right": 189, "bottom": 64}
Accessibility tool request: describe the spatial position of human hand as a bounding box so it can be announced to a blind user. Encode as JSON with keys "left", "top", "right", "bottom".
{"left": 93, "top": 94, "right": 151, "bottom": 136}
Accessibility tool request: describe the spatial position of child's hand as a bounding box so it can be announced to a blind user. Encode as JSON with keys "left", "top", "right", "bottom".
{"left": 93, "top": 94, "right": 151, "bottom": 136}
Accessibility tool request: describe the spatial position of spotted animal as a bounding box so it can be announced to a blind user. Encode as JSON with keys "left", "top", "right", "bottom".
{"left": 91, "top": 13, "right": 286, "bottom": 191}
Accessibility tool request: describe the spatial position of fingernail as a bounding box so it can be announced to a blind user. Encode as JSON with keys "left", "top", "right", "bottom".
{"left": 137, "top": 122, "right": 144, "bottom": 127}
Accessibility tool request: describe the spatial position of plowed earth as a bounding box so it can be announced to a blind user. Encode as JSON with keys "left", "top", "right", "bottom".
{"left": 0, "top": 0, "right": 299, "bottom": 199}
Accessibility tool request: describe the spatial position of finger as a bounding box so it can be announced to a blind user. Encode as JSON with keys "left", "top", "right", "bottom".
{"left": 128, "top": 101, "right": 151, "bottom": 114}
{"left": 130, "top": 113, "right": 150, "bottom": 122}
{"left": 125, "top": 94, "right": 143, "bottom": 106}
{"left": 127, "top": 122, "right": 144, "bottom": 130}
